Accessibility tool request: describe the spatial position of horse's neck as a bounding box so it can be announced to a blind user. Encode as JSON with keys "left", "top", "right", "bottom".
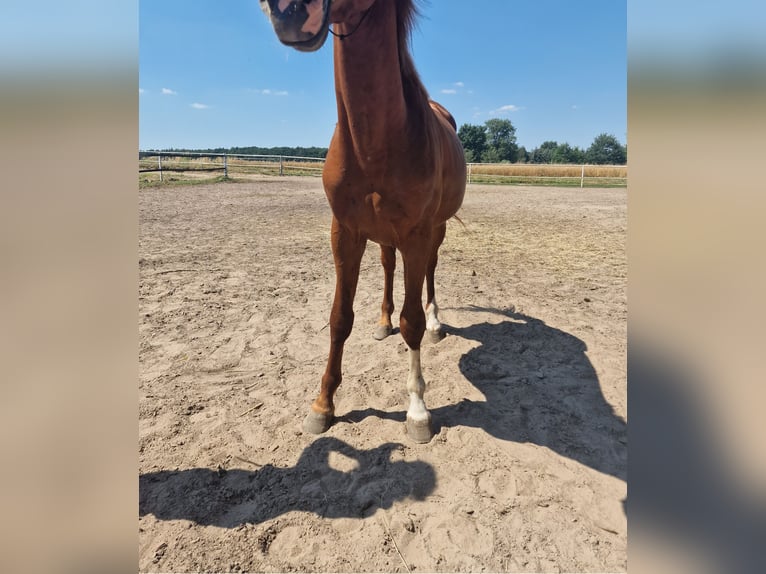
{"left": 332, "top": 2, "right": 412, "bottom": 158}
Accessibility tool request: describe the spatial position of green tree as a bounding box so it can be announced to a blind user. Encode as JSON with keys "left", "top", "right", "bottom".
{"left": 462, "top": 149, "right": 477, "bottom": 163}
{"left": 481, "top": 147, "right": 503, "bottom": 163}
{"left": 484, "top": 118, "right": 518, "bottom": 162}
{"left": 585, "top": 133, "right": 627, "bottom": 164}
{"left": 552, "top": 142, "right": 585, "bottom": 164}
{"left": 530, "top": 140, "right": 559, "bottom": 164}
{"left": 457, "top": 123, "right": 487, "bottom": 163}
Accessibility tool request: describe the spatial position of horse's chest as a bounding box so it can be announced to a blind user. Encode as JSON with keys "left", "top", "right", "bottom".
{"left": 326, "top": 182, "right": 432, "bottom": 243}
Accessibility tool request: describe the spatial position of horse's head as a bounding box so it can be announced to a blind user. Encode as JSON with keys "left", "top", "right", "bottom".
{"left": 260, "top": 0, "right": 376, "bottom": 52}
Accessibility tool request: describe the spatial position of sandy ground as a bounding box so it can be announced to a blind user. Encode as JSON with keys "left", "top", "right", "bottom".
{"left": 139, "top": 177, "right": 627, "bottom": 573}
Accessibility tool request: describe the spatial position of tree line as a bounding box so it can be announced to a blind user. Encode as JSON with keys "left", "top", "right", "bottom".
{"left": 458, "top": 119, "right": 627, "bottom": 165}
{"left": 153, "top": 121, "right": 626, "bottom": 165}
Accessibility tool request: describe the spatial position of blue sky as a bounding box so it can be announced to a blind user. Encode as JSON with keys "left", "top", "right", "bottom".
{"left": 139, "top": 0, "right": 626, "bottom": 151}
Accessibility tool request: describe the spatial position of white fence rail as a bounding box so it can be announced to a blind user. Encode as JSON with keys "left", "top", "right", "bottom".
{"left": 138, "top": 150, "right": 325, "bottom": 182}
{"left": 139, "top": 151, "right": 627, "bottom": 187}
{"left": 466, "top": 162, "right": 627, "bottom": 188}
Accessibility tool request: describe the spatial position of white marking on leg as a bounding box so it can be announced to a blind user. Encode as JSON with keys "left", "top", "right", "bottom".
{"left": 425, "top": 299, "right": 441, "bottom": 334}
{"left": 406, "top": 349, "right": 430, "bottom": 422}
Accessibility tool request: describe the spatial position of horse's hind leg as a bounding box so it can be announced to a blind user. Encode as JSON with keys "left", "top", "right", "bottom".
{"left": 373, "top": 245, "right": 396, "bottom": 340}
{"left": 425, "top": 222, "right": 447, "bottom": 343}
{"left": 304, "top": 217, "right": 367, "bottom": 435}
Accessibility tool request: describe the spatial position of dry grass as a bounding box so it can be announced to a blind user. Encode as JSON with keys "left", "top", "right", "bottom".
{"left": 469, "top": 163, "right": 627, "bottom": 178}
{"left": 467, "top": 163, "right": 627, "bottom": 187}
{"left": 138, "top": 154, "right": 324, "bottom": 187}
{"left": 139, "top": 154, "right": 627, "bottom": 188}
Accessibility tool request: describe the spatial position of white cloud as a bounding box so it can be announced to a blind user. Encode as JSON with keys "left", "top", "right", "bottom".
{"left": 190, "top": 103, "right": 210, "bottom": 109}
{"left": 490, "top": 104, "right": 524, "bottom": 115}
{"left": 139, "top": 88, "right": 145, "bottom": 94}
{"left": 571, "top": 104, "right": 579, "bottom": 110}
{"left": 161, "top": 88, "right": 177, "bottom": 95}
{"left": 255, "top": 88, "right": 288, "bottom": 96}
{"left": 441, "top": 82, "right": 467, "bottom": 94}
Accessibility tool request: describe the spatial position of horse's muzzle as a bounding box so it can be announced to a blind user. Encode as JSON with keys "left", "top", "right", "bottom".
{"left": 261, "top": 0, "right": 332, "bottom": 52}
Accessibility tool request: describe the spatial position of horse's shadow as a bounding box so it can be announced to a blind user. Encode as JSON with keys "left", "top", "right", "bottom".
{"left": 344, "top": 307, "right": 627, "bottom": 482}
{"left": 139, "top": 437, "right": 435, "bottom": 528}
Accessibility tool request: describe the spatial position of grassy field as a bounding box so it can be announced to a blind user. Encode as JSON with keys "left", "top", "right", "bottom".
{"left": 467, "top": 163, "right": 627, "bottom": 187}
{"left": 139, "top": 153, "right": 627, "bottom": 188}
{"left": 138, "top": 154, "right": 323, "bottom": 187}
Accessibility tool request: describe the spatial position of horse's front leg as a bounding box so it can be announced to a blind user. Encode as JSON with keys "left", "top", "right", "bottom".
{"left": 373, "top": 245, "right": 396, "bottom": 340}
{"left": 399, "top": 238, "right": 434, "bottom": 443}
{"left": 304, "top": 218, "right": 367, "bottom": 435}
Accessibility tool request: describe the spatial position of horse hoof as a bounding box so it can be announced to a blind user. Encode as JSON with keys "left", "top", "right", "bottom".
{"left": 373, "top": 325, "right": 393, "bottom": 340}
{"left": 425, "top": 329, "right": 444, "bottom": 344}
{"left": 303, "top": 410, "right": 333, "bottom": 435}
{"left": 406, "top": 415, "right": 434, "bottom": 443}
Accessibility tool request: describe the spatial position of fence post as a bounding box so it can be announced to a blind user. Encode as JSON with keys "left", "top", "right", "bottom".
{"left": 468, "top": 162, "right": 472, "bottom": 184}
{"left": 224, "top": 154, "right": 228, "bottom": 178}
{"left": 279, "top": 155, "right": 284, "bottom": 176}
{"left": 580, "top": 164, "right": 585, "bottom": 188}
{"left": 158, "top": 154, "right": 163, "bottom": 183}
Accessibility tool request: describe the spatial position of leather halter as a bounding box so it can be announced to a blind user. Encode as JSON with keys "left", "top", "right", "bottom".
{"left": 329, "top": 6, "right": 372, "bottom": 40}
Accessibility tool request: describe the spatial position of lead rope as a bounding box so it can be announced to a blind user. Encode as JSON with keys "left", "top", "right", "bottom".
{"left": 328, "top": 7, "right": 372, "bottom": 40}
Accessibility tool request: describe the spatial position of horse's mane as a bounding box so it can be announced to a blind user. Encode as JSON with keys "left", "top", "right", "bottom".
{"left": 395, "top": 0, "right": 430, "bottom": 107}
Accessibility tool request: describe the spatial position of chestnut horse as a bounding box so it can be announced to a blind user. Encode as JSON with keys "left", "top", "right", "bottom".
{"left": 260, "top": 0, "right": 466, "bottom": 442}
